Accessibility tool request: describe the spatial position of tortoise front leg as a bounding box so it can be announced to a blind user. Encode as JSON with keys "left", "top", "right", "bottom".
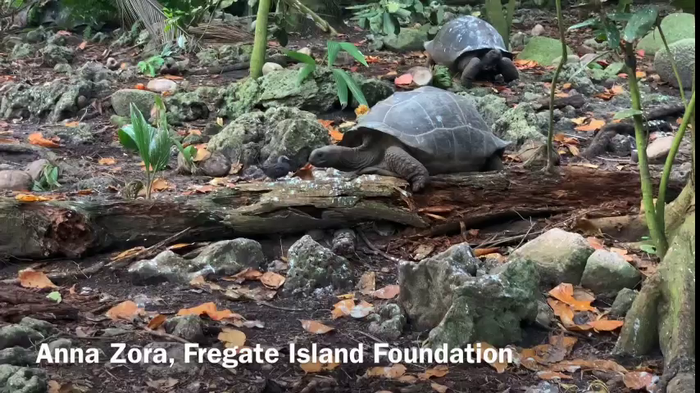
{"left": 460, "top": 57, "right": 482, "bottom": 88}
{"left": 380, "top": 146, "right": 430, "bottom": 192}
{"left": 425, "top": 52, "right": 436, "bottom": 68}
{"left": 498, "top": 57, "right": 519, "bottom": 83}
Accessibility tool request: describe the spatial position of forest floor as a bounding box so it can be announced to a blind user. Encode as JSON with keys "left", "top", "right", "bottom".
{"left": 0, "top": 5, "right": 688, "bottom": 393}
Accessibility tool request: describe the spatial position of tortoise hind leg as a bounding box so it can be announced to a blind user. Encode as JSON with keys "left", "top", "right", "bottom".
{"left": 460, "top": 57, "right": 482, "bottom": 88}
{"left": 381, "top": 146, "right": 430, "bottom": 192}
{"left": 482, "top": 154, "right": 505, "bottom": 172}
{"left": 499, "top": 57, "right": 519, "bottom": 83}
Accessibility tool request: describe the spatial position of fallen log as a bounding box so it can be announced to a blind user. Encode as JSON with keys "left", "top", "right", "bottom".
{"left": 0, "top": 167, "right": 682, "bottom": 260}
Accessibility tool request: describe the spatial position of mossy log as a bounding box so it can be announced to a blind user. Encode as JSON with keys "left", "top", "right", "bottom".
{"left": 0, "top": 167, "right": 682, "bottom": 260}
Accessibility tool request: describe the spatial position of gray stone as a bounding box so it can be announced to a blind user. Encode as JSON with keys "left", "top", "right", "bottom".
{"left": 39, "top": 44, "right": 73, "bottom": 67}
{"left": 53, "top": 63, "right": 72, "bottom": 74}
{"left": 283, "top": 235, "right": 353, "bottom": 296}
{"left": 647, "top": 136, "right": 674, "bottom": 164}
{"left": 18, "top": 318, "right": 56, "bottom": 337}
{"left": 610, "top": 134, "right": 633, "bottom": 156}
{"left": 526, "top": 381, "right": 560, "bottom": 393}
{"left": 24, "top": 160, "right": 49, "bottom": 181}
{"left": 147, "top": 78, "right": 178, "bottom": 94}
{"left": 510, "top": 32, "right": 528, "bottom": 51}
{"left": 551, "top": 54, "right": 580, "bottom": 67}
{"left": 262, "top": 62, "right": 284, "bottom": 75}
{"left": 425, "top": 258, "right": 540, "bottom": 349}
{"left": 11, "top": 44, "right": 33, "bottom": 60}
{"left": 580, "top": 250, "right": 641, "bottom": 297}
{"left": 511, "top": 228, "right": 594, "bottom": 287}
{"left": 138, "top": 342, "right": 199, "bottom": 378}
{"left": 76, "top": 176, "right": 118, "bottom": 191}
{"left": 0, "top": 170, "right": 33, "bottom": 191}
{"left": 0, "top": 347, "right": 35, "bottom": 366}
{"left": 531, "top": 24, "right": 545, "bottom": 36}
{"left": 367, "top": 304, "right": 406, "bottom": 341}
{"left": 0, "top": 365, "right": 47, "bottom": 393}
{"left": 383, "top": 28, "right": 429, "bottom": 52}
{"left": 654, "top": 38, "right": 695, "bottom": 90}
{"left": 491, "top": 103, "right": 546, "bottom": 145}
{"left": 164, "top": 315, "right": 205, "bottom": 343}
{"left": 46, "top": 339, "right": 72, "bottom": 352}
{"left": 610, "top": 288, "right": 638, "bottom": 318}
{"left": 399, "top": 243, "right": 479, "bottom": 330}
{"left": 536, "top": 299, "right": 555, "bottom": 328}
{"left": 110, "top": 89, "right": 158, "bottom": 117}
{"left": 128, "top": 250, "right": 201, "bottom": 284}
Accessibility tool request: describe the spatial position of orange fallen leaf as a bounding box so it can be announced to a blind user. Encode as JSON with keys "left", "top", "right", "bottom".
{"left": 365, "top": 364, "right": 407, "bottom": 379}
{"left": 300, "top": 320, "right": 335, "bottom": 334}
{"left": 225, "top": 268, "right": 263, "bottom": 283}
{"left": 163, "top": 75, "right": 184, "bottom": 80}
{"left": 537, "top": 371, "right": 573, "bottom": 381}
{"left": 418, "top": 365, "right": 449, "bottom": 380}
{"left": 28, "top": 133, "right": 60, "bottom": 148}
{"left": 365, "top": 56, "right": 381, "bottom": 64}
{"left": 370, "top": 285, "right": 400, "bottom": 299}
{"left": 19, "top": 269, "right": 58, "bottom": 289}
{"left": 355, "top": 104, "right": 370, "bottom": 116}
{"left": 547, "top": 299, "right": 577, "bottom": 328}
{"left": 588, "top": 319, "right": 624, "bottom": 332}
{"left": 300, "top": 361, "right": 339, "bottom": 373}
{"left": 395, "top": 73, "right": 413, "bottom": 86}
{"left": 177, "top": 302, "right": 241, "bottom": 321}
{"left": 474, "top": 247, "right": 500, "bottom": 257}
{"left": 548, "top": 283, "right": 597, "bottom": 312}
{"left": 571, "top": 117, "right": 587, "bottom": 126}
{"left": 218, "top": 328, "right": 246, "bottom": 347}
{"left": 15, "top": 194, "right": 52, "bottom": 202}
{"left": 611, "top": 85, "right": 625, "bottom": 95}
{"left": 514, "top": 59, "right": 539, "bottom": 70}
{"left": 98, "top": 157, "right": 116, "bottom": 165}
{"left": 147, "top": 314, "right": 167, "bottom": 330}
{"left": 555, "top": 92, "right": 570, "bottom": 98}
{"left": 294, "top": 164, "right": 315, "bottom": 180}
{"left": 260, "top": 272, "right": 286, "bottom": 289}
{"left": 106, "top": 301, "right": 144, "bottom": 321}
{"left": 575, "top": 119, "right": 606, "bottom": 132}
{"left": 636, "top": 71, "right": 647, "bottom": 78}
{"left": 151, "top": 178, "right": 170, "bottom": 191}
{"left": 562, "top": 83, "right": 572, "bottom": 89}
{"left": 587, "top": 237, "right": 605, "bottom": 250}
{"left": 623, "top": 371, "right": 658, "bottom": 391}
{"left": 64, "top": 121, "right": 80, "bottom": 127}
{"left": 350, "top": 300, "right": 374, "bottom": 318}
{"left": 193, "top": 145, "right": 211, "bottom": 162}
{"left": 135, "top": 83, "right": 146, "bottom": 90}
{"left": 332, "top": 299, "right": 355, "bottom": 319}
{"left": 479, "top": 342, "right": 508, "bottom": 373}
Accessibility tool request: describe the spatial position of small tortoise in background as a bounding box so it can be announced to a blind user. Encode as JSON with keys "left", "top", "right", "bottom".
{"left": 309, "top": 87, "right": 511, "bottom": 192}
{"left": 425, "top": 16, "right": 519, "bottom": 88}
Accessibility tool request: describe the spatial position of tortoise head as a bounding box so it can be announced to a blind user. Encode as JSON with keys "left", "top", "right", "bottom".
{"left": 482, "top": 49, "right": 503, "bottom": 70}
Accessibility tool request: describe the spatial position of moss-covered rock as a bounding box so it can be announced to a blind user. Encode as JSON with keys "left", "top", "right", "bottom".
{"left": 0, "top": 78, "right": 98, "bottom": 123}
{"left": 209, "top": 106, "right": 330, "bottom": 169}
{"left": 196, "top": 43, "right": 254, "bottom": 68}
{"left": 283, "top": 235, "right": 353, "bottom": 296}
{"left": 165, "top": 87, "right": 220, "bottom": 124}
{"left": 383, "top": 28, "right": 429, "bottom": 52}
{"left": 638, "top": 13, "right": 695, "bottom": 55}
{"left": 110, "top": 89, "right": 158, "bottom": 117}
{"left": 39, "top": 44, "right": 74, "bottom": 66}
{"left": 517, "top": 37, "right": 574, "bottom": 66}
{"left": 432, "top": 65, "right": 453, "bottom": 89}
{"left": 654, "top": 38, "right": 695, "bottom": 89}
{"left": 492, "top": 103, "right": 546, "bottom": 145}
{"left": 10, "top": 43, "right": 33, "bottom": 60}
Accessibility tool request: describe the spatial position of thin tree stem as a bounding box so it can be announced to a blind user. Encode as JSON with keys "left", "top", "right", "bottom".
{"left": 624, "top": 42, "right": 668, "bottom": 258}
{"left": 657, "top": 25, "right": 687, "bottom": 106}
{"left": 250, "top": 0, "right": 272, "bottom": 79}
{"left": 546, "top": 0, "right": 567, "bottom": 172}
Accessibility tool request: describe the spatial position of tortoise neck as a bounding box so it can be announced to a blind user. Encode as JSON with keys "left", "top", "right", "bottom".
{"left": 339, "top": 146, "right": 381, "bottom": 171}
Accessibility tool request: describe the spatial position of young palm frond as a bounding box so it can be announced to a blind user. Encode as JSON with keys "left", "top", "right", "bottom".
{"left": 115, "top": 0, "right": 188, "bottom": 45}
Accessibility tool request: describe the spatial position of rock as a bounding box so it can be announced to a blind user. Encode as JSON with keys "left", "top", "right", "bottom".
{"left": 25, "top": 29, "right": 46, "bottom": 43}
{"left": 579, "top": 53, "right": 600, "bottom": 65}
{"left": 511, "top": 32, "right": 528, "bottom": 51}
{"left": 526, "top": 381, "right": 560, "bottom": 393}
{"left": 106, "top": 57, "right": 119, "bottom": 70}
{"left": 110, "top": 89, "right": 158, "bottom": 117}
{"left": 0, "top": 325, "right": 43, "bottom": 349}
{"left": 638, "top": 13, "right": 695, "bottom": 55}
{"left": 425, "top": 258, "right": 540, "bottom": 349}
{"left": 471, "top": 94, "right": 510, "bottom": 128}
{"left": 610, "top": 288, "right": 638, "bottom": 318}
{"left": 570, "top": 73, "right": 599, "bottom": 95}
{"left": 368, "top": 304, "right": 406, "bottom": 340}
{"left": 164, "top": 87, "right": 218, "bottom": 124}
{"left": 262, "top": 62, "right": 284, "bottom": 75}
{"left": 179, "top": 151, "right": 231, "bottom": 177}
{"left": 536, "top": 299, "right": 555, "bottom": 328}
{"left": 39, "top": 44, "right": 73, "bottom": 66}
{"left": 140, "top": 342, "right": 199, "bottom": 378}
{"left": 670, "top": 161, "right": 693, "bottom": 183}
{"left": 0, "top": 347, "right": 35, "bottom": 366}
{"left": 551, "top": 54, "right": 580, "bottom": 67}
{"left": 196, "top": 43, "right": 254, "bottom": 68}
{"left": 283, "top": 235, "right": 353, "bottom": 296}
{"left": 399, "top": 243, "right": 479, "bottom": 330}
{"left": 510, "top": 228, "right": 594, "bottom": 287}
{"left": 297, "top": 47, "right": 312, "bottom": 57}
{"left": 128, "top": 251, "right": 198, "bottom": 284}
{"left": 580, "top": 250, "right": 642, "bottom": 297}
{"left": 610, "top": 134, "right": 634, "bottom": 156}
{"left": 531, "top": 24, "right": 545, "bottom": 36}
{"left": 583, "top": 38, "right": 607, "bottom": 51}
{"left": 53, "top": 63, "right": 71, "bottom": 74}
{"left": 654, "top": 38, "right": 695, "bottom": 89}
{"left": 24, "top": 160, "right": 49, "bottom": 181}
{"left": 76, "top": 176, "right": 118, "bottom": 191}
{"left": 267, "top": 259, "right": 288, "bottom": 273}
{"left": 517, "top": 37, "right": 574, "bottom": 66}
{"left": 46, "top": 338, "right": 72, "bottom": 352}
{"left": 209, "top": 106, "right": 330, "bottom": 171}
{"left": 331, "top": 229, "right": 356, "bottom": 257}
{"left": 383, "top": 28, "right": 429, "bottom": 52}
{"left": 146, "top": 78, "right": 178, "bottom": 94}
{"left": 18, "top": 318, "right": 56, "bottom": 337}
{"left": 647, "top": 136, "right": 674, "bottom": 163}
{"left": 578, "top": 45, "right": 596, "bottom": 55}
{"left": 163, "top": 315, "right": 205, "bottom": 343}
{"left": 0, "top": 170, "right": 33, "bottom": 191}
{"left": 10, "top": 43, "right": 32, "bottom": 60}
{"left": 666, "top": 372, "right": 695, "bottom": 393}
{"left": 492, "top": 103, "right": 546, "bottom": 145}
{"left": 0, "top": 365, "right": 47, "bottom": 393}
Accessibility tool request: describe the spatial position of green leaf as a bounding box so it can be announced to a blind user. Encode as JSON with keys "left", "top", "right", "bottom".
{"left": 338, "top": 69, "right": 368, "bottom": 107}
{"left": 118, "top": 124, "right": 139, "bottom": 151}
{"left": 394, "top": 8, "right": 412, "bottom": 18}
{"left": 332, "top": 69, "right": 349, "bottom": 108}
{"left": 284, "top": 50, "right": 316, "bottom": 65}
{"left": 339, "top": 42, "right": 368, "bottom": 67}
{"left": 568, "top": 17, "right": 600, "bottom": 31}
{"left": 358, "top": 17, "right": 369, "bottom": 29}
{"left": 623, "top": 6, "right": 659, "bottom": 43}
{"left": 640, "top": 244, "right": 657, "bottom": 255}
{"left": 382, "top": 12, "right": 398, "bottom": 35}
{"left": 46, "top": 291, "right": 62, "bottom": 303}
{"left": 413, "top": 1, "right": 423, "bottom": 14}
{"left": 327, "top": 41, "right": 342, "bottom": 68}
{"left": 607, "top": 12, "right": 632, "bottom": 22}
{"left": 613, "top": 108, "right": 643, "bottom": 120}
{"left": 298, "top": 63, "right": 317, "bottom": 84}
{"left": 386, "top": 1, "right": 401, "bottom": 13}
{"left": 604, "top": 21, "right": 621, "bottom": 49}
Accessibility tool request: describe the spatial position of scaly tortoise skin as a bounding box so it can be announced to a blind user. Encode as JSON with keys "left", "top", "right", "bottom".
{"left": 309, "top": 86, "right": 511, "bottom": 191}
{"left": 424, "top": 16, "right": 519, "bottom": 87}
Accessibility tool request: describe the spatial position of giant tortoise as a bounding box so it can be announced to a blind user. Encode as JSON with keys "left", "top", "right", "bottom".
{"left": 425, "top": 16, "right": 519, "bottom": 87}
{"left": 308, "top": 86, "right": 510, "bottom": 192}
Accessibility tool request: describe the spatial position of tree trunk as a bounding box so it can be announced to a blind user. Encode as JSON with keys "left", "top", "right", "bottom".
{"left": 249, "top": 0, "right": 272, "bottom": 78}
{"left": 0, "top": 167, "right": 682, "bottom": 261}
{"left": 614, "top": 184, "right": 695, "bottom": 393}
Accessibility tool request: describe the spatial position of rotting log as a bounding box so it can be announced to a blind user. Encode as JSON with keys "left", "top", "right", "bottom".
{"left": 0, "top": 167, "right": 683, "bottom": 260}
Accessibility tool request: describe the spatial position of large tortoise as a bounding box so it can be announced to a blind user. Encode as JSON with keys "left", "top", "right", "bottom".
{"left": 425, "top": 16, "right": 519, "bottom": 87}
{"left": 308, "top": 86, "right": 510, "bottom": 192}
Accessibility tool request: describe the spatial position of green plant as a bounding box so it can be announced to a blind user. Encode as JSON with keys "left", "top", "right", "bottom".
{"left": 32, "top": 164, "right": 60, "bottom": 192}
{"left": 117, "top": 96, "right": 195, "bottom": 199}
{"left": 285, "top": 41, "right": 369, "bottom": 108}
{"left": 347, "top": 0, "right": 424, "bottom": 36}
{"left": 484, "top": 0, "right": 516, "bottom": 49}
{"left": 138, "top": 55, "right": 165, "bottom": 77}
{"left": 569, "top": 3, "right": 696, "bottom": 258}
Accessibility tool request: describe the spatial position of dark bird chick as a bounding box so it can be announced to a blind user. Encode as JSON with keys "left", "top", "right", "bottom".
{"left": 262, "top": 156, "right": 293, "bottom": 179}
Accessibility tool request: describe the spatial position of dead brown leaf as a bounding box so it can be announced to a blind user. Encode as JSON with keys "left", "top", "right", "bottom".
{"left": 358, "top": 271, "right": 376, "bottom": 294}
{"left": 177, "top": 302, "right": 242, "bottom": 321}
{"left": 218, "top": 328, "right": 246, "bottom": 348}
{"left": 365, "top": 364, "right": 407, "bottom": 379}
{"left": 370, "top": 285, "right": 400, "bottom": 299}
{"left": 300, "top": 320, "right": 335, "bottom": 334}
{"left": 106, "top": 301, "right": 144, "bottom": 321}
{"left": 575, "top": 119, "right": 606, "bottom": 132}
{"left": 147, "top": 314, "right": 167, "bottom": 330}
{"left": 18, "top": 269, "right": 58, "bottom": 289}
{"left": 28, "top": 133, "right": 60, "bottom": 148}
{"left": 98, "top": 157, "right": 116, "bottom": 165}
{"left": 260, "top": 272, "right": 286, "bottom": 289}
